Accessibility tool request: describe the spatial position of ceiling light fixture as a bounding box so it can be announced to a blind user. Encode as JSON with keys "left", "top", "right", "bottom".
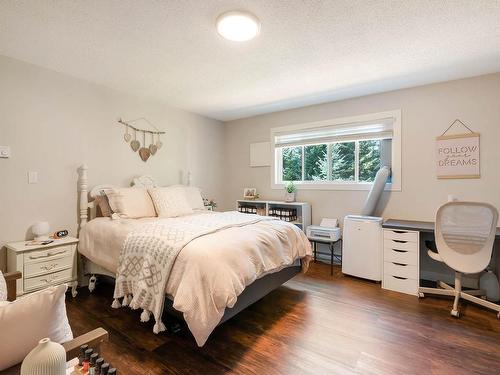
{"left": 216, "top": 11, "right": 260, "bottom": 42}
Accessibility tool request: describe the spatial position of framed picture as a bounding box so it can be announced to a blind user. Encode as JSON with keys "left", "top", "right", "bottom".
{"left": 436, "top": 132, "right": 480, "bottom": 179}
{"left": 243, "top": 188, "right": 257, "bottom": 199}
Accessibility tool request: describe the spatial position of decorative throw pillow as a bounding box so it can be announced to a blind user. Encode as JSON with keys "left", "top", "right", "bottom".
{"left": 0, "top": 271, "right": 7, "bottom": 302}
{"left": 170, "top": 185, "right": 205, "bottom": 210}
{"left": 148, "top": 187, "right": 194, "bottom": 218}
{"left": 106, "top": 187, "right": 156, "bottom": 218}
{"left": 0, "top": 284, "right": 73, "bottom": 371}
{"left": 94, "top": 194, "right": 113, "bottom": 217}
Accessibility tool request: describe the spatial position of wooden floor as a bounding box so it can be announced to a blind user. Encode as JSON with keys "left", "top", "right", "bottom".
{"left": 66, "top": 263, "right": 500, "bottom": 375}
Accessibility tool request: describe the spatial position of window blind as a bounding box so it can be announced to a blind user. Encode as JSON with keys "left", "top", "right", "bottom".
{"left": 274, "top": 117, "right": 394, "bottom": 147}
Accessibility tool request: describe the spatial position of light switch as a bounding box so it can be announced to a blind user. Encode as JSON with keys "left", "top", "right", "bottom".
{"left": 28, "top": 171, "right": 38, "bottom": 184}
{"left": 0, "top": 146, "right": 10, "bottom": 158}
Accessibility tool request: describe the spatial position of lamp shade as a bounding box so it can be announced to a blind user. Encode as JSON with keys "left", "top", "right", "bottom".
{"left": 21, "top": 338, "right": 66, "bottom": 375}
{"left": 32, "top": 221, "right": 50, "bottom": 241}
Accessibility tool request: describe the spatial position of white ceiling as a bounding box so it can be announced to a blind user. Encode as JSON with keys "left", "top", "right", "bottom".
{"left": 1, "top": 1, "right": 500, "bottom": 121}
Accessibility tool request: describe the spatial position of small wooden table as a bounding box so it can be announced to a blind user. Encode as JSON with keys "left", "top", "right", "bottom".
{"left": 308, "top": 237, "right": 342, "bottom": 275}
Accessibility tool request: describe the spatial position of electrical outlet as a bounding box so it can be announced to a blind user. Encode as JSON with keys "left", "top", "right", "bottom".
{"left": 0, "top": 146, "right": 10, "bottom": 158}
{"left": 28, "top": 171, "right": 38, "bottom": 184}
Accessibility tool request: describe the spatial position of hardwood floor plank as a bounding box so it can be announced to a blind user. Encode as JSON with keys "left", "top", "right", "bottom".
{"left": 66, "top": 263, "right": 500, "bottom": 374}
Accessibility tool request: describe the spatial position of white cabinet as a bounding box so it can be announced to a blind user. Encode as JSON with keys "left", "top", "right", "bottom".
{"left": 382, "top": 229, "right": 419, "bottom": 296}
{"left": 236, "top": 200, "right": 311, "bottom": 232}
{"left": 6, "top": 237, "right": 79, "bottom": 297}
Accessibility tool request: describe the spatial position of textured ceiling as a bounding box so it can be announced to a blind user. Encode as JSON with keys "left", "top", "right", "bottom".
{"left": 1, "top": 1, "right": 500, "bottom": 121}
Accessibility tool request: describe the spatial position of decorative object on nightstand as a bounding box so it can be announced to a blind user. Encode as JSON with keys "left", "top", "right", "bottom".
{"left": 31, "top": 221, "right": 50, "bottom": 241}
{"left": 203, "top": 198, "right": 217, "bottom": 211}
{"left": 5, "top": 236, "right": 79, "bottom": 297}
{"left": 284, "top": 181, "right": 296, "bottom": 202}
{"left": 21, "top": 338, "right": 66, "bottom": 375}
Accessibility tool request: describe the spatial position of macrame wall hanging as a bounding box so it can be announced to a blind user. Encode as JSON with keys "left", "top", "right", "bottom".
{"left": 118, "top": 118, "right": 165, "bottom": 162}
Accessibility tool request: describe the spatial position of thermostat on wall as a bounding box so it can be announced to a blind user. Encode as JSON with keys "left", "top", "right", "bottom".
{"left": 0, "top": 146, "right": 11, "bottom": 158}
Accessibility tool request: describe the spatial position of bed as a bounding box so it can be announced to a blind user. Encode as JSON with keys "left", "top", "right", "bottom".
{"left": 76, "top": 165, "right": 312, "bottom": 346}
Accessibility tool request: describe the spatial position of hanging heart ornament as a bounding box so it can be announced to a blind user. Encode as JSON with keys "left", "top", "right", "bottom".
{"left": 130, "top": 129, "right": 140, "bottom": 152}
{"left": 138, "top": 131, "right": 150, "bottom": 161}
{"left": 139, "top": 147, "right": 151, "bottom": 162}
{"left": 124, "top": 125, "right": 131, "bottom": 143}
{"left": 149, "top": 132, "right": 158, "bottom": 155}
{"left": 156, "top": 133, "right": 163, "bottom": 149}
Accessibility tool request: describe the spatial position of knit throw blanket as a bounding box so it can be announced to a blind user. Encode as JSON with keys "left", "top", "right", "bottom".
{"left": 112, "top": 211, "right": 274, "bottom": 333}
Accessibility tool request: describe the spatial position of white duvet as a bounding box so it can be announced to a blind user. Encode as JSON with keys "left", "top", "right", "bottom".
{"left": 79, "top": 212, "right": 312, "bottom": 345}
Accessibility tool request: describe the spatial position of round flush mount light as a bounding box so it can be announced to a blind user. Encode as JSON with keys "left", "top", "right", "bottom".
{"left": 216, "top": 11, "right": 260, "bottom": 42}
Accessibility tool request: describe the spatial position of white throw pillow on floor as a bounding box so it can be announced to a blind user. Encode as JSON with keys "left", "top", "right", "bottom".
{"left": 0, "top": 284, "right": 73, "bottom": 371}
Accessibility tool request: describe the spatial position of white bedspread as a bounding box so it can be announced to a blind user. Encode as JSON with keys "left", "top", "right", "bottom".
{"left": 79, "top": 211, "right": 312, "bottom": 346}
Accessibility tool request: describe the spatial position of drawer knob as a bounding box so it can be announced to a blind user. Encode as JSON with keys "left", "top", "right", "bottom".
{"left": 29, "top": 249, "right": 66, "bottom": 260}
{"left": 40, "top": 277, "right": 56, "bottom": 283}
{"left": 40, "top": 263, "right": 58, "bottom": 271}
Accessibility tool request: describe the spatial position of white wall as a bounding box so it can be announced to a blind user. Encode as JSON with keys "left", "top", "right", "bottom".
{"left": 0, "top": 55, "right": 224, "bottom": 270}
{"left": 223, "top": 73, "right": 500, "bottom": 225}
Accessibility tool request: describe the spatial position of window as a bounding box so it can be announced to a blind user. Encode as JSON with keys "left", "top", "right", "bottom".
{"left": 271, "top": 110, "right": 401, "bottom": 190}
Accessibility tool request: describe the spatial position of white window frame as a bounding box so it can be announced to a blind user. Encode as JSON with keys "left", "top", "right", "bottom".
{"left": 270, "top": 110, "right": 402, "bottom": 191}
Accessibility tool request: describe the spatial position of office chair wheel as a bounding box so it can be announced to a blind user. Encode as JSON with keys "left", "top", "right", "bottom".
{"left": 418, "top": 292, "right": 425, "bottom": 298}
{"left": 451, "top": 310, "right": 460, "bottom": 318}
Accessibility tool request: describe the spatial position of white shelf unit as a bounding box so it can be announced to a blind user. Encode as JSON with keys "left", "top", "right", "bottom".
{"left": 236, "top": 200, "right": 311, "bottom": 232}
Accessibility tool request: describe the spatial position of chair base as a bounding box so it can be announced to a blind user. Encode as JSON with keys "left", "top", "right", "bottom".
{"left": 419, "top": 280, "right": 500, "bottom": 319}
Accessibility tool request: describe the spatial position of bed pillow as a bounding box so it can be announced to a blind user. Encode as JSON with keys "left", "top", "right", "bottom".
{"left": 170, "top": 185, "right": 205, "bottom": 210}
{"left": 0, "top": 271, "right": 7, "bottom": 302}
{"left": 94, "top": 194, "right": 113, "bottom": 217}
{"left": 148, "top": 186, "right": 194, "bottom": 218}
{"left": 0, "top": 284, "right": 73, "bottom": 371}
{"left": 106, "top": 187, "right": 156, "bottom": 218}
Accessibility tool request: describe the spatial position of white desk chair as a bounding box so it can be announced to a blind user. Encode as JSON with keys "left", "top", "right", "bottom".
{"left": 419, "top": 201, "right": 500, "bottom": 319}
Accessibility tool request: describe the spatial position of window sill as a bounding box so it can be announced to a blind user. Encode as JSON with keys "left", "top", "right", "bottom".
{"left": 271, "top": 182, "right": 400, "bottom": 191}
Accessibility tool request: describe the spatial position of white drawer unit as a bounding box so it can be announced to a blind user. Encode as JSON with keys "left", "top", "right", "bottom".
{"left": 382, "top": 229, "right": 419, "bottom": 296}
{"left": 6, "top": 237, "right": 79, "bottom": 297}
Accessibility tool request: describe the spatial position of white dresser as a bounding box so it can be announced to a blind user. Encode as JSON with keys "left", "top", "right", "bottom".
{"left": 382, "top": 228, "right": 420, "bottom": 296}
{"left": 6, "top": 237, "right": 78, "bottom": 297}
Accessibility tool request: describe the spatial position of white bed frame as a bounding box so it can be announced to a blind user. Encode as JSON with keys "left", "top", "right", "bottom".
{"left": 77, "top": 165, "right": 159, "bottom": 291}
{"left": 77, "top": 164, "right": 302, "bottom": 326}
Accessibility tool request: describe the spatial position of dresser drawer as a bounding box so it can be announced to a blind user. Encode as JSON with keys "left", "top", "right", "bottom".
{"left": 384, "top": 239, "right": 419, "bottom": 252}
{"left": 23, "top": 245, "right": 73, "bottom": 264}
{"left": 24, "top": 254, "right": 74, "bottom": 278}
{"left": 384, "top": 261, "right": 418, "bottom": 280}
{"left": 383, "top": 274, "right": 419, "bottom": 296}
{"left": 384, "top": 247, "right": 418, "bottom": 265}
{"left": 24, "top": 268, "right": 73, "bottom": 292}
{"left": 383, "top": 229, "right": 418, "bottom": 243}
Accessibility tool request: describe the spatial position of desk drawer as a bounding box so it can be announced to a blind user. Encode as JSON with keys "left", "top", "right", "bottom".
{"left": 24, "top": 246, "right": 73, "bottom": 264}
{"left": 384, "top": 229, "right": 418, "bottom": 243}
{"left": 384, "top": 239, "right": 418, "bottom": 253}
{"left": 383, "top": 247, "right": 418, "bottom": 265}
{"left": 24, "top": 268, "right": 73, "bottom": 292}
{"left": 24, "top": 255, "right": 73, "bottom": 278}
{"left": 383, "top": 274, "right": 418, "bottom": 296}
{"left": 384, "top": 261, "right": 418, "bottom": 280}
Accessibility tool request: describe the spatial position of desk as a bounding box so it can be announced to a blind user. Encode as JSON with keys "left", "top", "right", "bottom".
{"left": 382, "top": 219, "right": 500, "bottom": 296}
{"left": 382, "top": 219, "right": 500, "bottom": 238}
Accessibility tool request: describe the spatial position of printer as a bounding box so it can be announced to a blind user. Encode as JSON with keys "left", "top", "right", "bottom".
{"left": 306, "top": 218, "right": 341, "bottom": 242}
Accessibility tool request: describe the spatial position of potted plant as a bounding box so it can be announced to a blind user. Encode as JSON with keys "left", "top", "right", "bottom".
{"left": 284, "top": 182, "right": 296, "bottom": 202}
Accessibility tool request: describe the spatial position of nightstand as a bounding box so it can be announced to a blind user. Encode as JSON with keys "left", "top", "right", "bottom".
{"left": 6, "top": 236, "right": 79, "bottom": 297}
